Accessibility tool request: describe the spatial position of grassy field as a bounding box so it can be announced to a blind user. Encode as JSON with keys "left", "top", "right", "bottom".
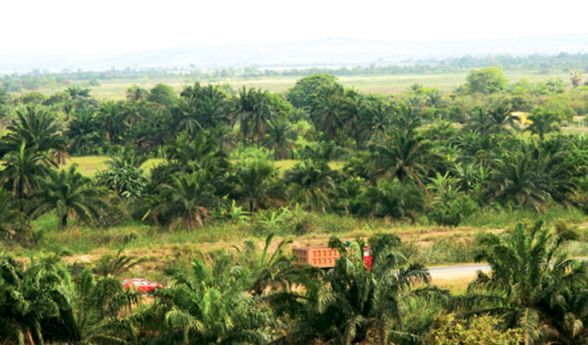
{"left": 35, "top": 70, "right": 571, "bottom": 100}
{"left": 7, "top": 204, "right": 585, "bottom": 288}
{"left": 63, "top": 156, "right": 164, "bottom": 176}
{"left": 562, "top": 126, "right": 588, "bottom": 135}
{"left": 64, "top": 156, "right": 344, "bottom": 176}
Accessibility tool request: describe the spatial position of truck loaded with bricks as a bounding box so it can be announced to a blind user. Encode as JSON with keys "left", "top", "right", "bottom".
{"left": 293, "top": 241, "right": 373, "bottom": 270}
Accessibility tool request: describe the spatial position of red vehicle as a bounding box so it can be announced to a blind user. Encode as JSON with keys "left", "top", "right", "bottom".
{"left": 122, "top": 278, "right": 163, "bottom": 294}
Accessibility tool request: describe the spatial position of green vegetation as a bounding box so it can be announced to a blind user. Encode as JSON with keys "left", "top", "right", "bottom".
{"left": 0, "top": 66, "right": 587, "bottom": 344}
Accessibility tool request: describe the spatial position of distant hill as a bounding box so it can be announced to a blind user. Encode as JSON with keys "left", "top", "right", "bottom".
{"left": 1, "top": 33, "right": 587, "bottom": 73}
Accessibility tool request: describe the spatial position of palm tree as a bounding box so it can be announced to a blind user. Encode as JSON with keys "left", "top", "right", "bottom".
{"left": 66, "top": 111, "right": 105, "bottom": 155}
{"left": 93, "top": 249, "right": 146, "bottom": 277}
{"left": 174, "top": 98, "right": 203, "bottom": 135}
{"left": 310, "top": 84, "right": 346, "bottom": 140}
{"left": 234, "top": 157, "right": 279, "bottom": 212}
{"left": 151, "top": 171, "right": 217, "bottom": 229}
{"left": 97, "top": 101, "right": 128, "bottom": 145}
{"left": 1, "top": 105, "right": 68, "bottom": 163}
{"left": 0, "top": 254, "right": 136, "bottom": 345}
{"left": 140, "top": 255, "right": 271, "bottom": 344}
{"left": 371, "top": 131, "right": 432, "bottom": 191}
{"left": 107, "top": 147, "right": 148, "bottom": 170}
{"left": 126, "top": 85, "right": 149, "bottom": 102}
{"left": 526, "top": 109, "right": 561, "bottom": 140}
{"left": 284, "top": 160, "right": 338, "bottom": 212}
{"left": 235, "top": 233, "right": 298, "bottom": 296}
{"left": 362, "top": 179, "right": 425, "bottom": 221}
{"left": 264, "top": 117, "right": 295, "bottom": 160}
{"left": 391, "top": 102, "right": 422, "bottom": 135}
{"left": 537, "top": 136, "right": 586, "bottom": 205}
{"left": 466, "top": 104, "right": 518, "bottom": 137}
{"left": 31, "top": 166, "right": 107, "bottom": 228}
{"left": 0, "top": 142, "right": 53, "bottom": 202}
{"left": 95, "top": 148, "right": 149, "bottom": 199}
{"left": 53, "top": 269, "right": 138, "bottom": 345}
{"left": 466, "top": 222, "right": 588, "bottom": 344}
{"left": 176, "top": 83, "right": 231, "bottom": 133}
{"left": 364, "top": 97, "right": 393, "bottom": 143}
{"left": 0, "top": 255, "right": 76, "bottom": 345}
{"left": 0, "top": 188, "right": 29, "bottom": 241}
{"left": 235, "top": 87, "right": 272, "bottom": 145}
{"left": 281, "top": 238, "right": 433, "bottom": 345}
{"left": 343, "top": 91, "right": 368, "bottom": 150}
{"left": 485, "top": 151, "right": 550, "bottom": 210}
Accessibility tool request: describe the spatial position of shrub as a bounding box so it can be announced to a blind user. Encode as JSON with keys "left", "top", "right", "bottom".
{"left": 427, "top": 313, "right": 524, "bottom": 345}
{"left": 428, "top": 194, "right": 477, "bottom": 227}
{"left": 360, "top": 179, "right": 425, "bottom": 221}
{"left": 95, "top": 165, "right": 149, "bottom": 199}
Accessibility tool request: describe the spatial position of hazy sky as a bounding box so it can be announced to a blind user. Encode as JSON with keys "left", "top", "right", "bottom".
{"left": 2, "top": 0, "right": 587, "bottom": 56}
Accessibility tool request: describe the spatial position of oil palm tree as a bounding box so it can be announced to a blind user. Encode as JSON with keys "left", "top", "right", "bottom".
{"left": 176, "top": 83, "right": 231, "bottom": 133}
{"left": 0, "top": 142, "right": 53, "bottom": 202}
{"left": 234, "top": 157, "right": 279, "bottom": 212}
{"left": 371, "top": 131, "right": 432, "bottom": 191}
{"left": 151, "top": 170, "right": 217, "bottom": 229}
{"left": 361, "top": 179, "right": 425, "bottom": 221}
{"left": 0, "top": 188, "right": 29, "bottom": 241}
{"left": 1, "top": 105, "right": 68, "bottom": 163}
{"left": 364, "top": 97, "right": 393, "bottom": 143}
{"left": 66, "top": 111, "right": 105, "bottom": 155}
{"left": 97, "top": 101, "right": 128, "bottom": 145}
{"left": 484, "top": 151, "right": 550, "bottom": 210}
{"left": 310, "top": 83, "right": 346, "bottom": 140}
{"left": 139, "top": 255, "right": 271, "bottom": 344}
{"left": 284, "top": 160, "right": 337, "bottom": 213}
{"left": 264, "top": 117, "right": 295, "bottom": 160}
{"left": 466, "top": 222, "right": 588, "bottom": 344}
{"left": 466, "top": 104, "right": 518, "bottom": 137}
{"left": 51, "top": 269, "right": 139, "bottom": 345}
{"left": 31, "top": 165, "right": 107, "bottom": 228}
{"left": 0, "top": 255, "right": 76, "bottom": 345}
{"left": 391, "top": 102, "right": 422, "bottom": 135}
{"left": 537, "top": 136, "right": 587, "bottom": 205}
{"left": 235, "top": 233, "right": 298, "bottom": 296}
{"left": 281, "top": 238, "right": 433, "bottom": 345}
{"left": 344, "top": 91, "right": 368, "bottom": 150}
{"left": 526, "top": 108, "right": 561, "bottom": 140}
{"left": 235, "top": 87, "right": 272, "bottom": 145}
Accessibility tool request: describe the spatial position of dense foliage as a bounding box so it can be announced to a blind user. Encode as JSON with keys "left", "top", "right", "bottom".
{"left": 0, "top": 68, "right": 586, "bottom": 343}
{"left": 0, "top": 223, "right": 586, "bottom": 344}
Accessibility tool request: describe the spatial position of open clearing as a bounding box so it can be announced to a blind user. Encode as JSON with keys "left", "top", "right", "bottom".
{"left": 35, "top": 70, "right": 570, "bottom": 100}
{"left": 64, "top": 156, "right": 344, "bottom": 176}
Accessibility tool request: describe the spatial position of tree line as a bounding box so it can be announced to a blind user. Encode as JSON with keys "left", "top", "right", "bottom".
{"left": 0, "top": 69, "right": 586, "bottom": 240}
{"left": 2, "top": 52, "right": 587, "bottom": 92}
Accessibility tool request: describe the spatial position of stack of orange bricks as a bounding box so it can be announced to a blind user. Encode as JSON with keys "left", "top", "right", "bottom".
{"left": 293, "top": 246, "right": 341, "bottom": 268}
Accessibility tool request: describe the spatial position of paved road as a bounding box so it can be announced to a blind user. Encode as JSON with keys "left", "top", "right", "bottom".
{"left": 429, "top": 257, "right": 586, "bottom": 281}
{"left": 429, "top": 263, "right": 489, "bottom": 280}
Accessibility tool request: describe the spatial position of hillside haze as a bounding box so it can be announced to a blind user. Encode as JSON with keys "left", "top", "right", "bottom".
{"left": 1, "top": 33, "right": 587, "bottom": 73}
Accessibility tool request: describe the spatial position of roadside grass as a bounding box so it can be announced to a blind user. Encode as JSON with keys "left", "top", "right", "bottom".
{"left": 433, "top": 276, "right": 472, "bottom": 294}
{"left": 462, "top": 204, "right": 586, "bottom": 228}
{"left": 11, "top": 206, "right": 585, "bottom": 262}
{"left": 1, "top": 206, "right": 583, "bottom": 290}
